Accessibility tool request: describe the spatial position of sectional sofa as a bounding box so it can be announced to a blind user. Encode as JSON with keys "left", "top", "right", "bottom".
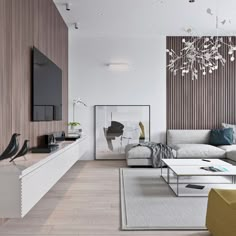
{"left": 126, "top": 129, "right": 236, "bottom": 166}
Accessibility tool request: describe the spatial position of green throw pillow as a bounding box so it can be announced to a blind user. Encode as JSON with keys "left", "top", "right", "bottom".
{"left": 209, "top": 128, "right": 233, "bottom": 146}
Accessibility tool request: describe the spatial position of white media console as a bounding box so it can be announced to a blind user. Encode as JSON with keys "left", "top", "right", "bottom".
{"left": 0, "top": 136, "right": 87, "bottom": 218}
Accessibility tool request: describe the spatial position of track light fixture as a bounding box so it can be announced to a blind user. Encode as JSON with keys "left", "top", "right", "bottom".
{"left": 74, "top": 22, "right": 79, "bottom": 29}
{"left": 66, "top": 3, "right": 71, "bottom": 11}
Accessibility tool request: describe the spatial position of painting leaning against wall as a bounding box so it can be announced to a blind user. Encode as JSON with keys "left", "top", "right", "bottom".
{"left": 95, "top": 105, "right": 150, "bottom": 159}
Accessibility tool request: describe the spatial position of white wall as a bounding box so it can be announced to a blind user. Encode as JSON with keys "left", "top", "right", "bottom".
{"left": 69, "top": 34, "right": 166, "bottom": 160}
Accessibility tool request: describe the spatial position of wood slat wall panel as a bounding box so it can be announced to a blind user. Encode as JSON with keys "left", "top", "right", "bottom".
{"left": 167, "top": 36, "right": 236, "bottom": 130}
{"left": 0, "top": 0, "right": 12, "bottom": 152}
{"left": 0, "top": 0, "right": 68, "bottom": 152}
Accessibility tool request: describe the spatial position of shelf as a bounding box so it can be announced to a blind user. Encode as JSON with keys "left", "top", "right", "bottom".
{"left": 0, "top": 135, "right": 88, "bottom": 218}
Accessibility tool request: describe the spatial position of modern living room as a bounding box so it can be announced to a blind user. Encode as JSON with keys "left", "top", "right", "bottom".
{"left": 0, "top": 0, "right": 236, "bottom": 235}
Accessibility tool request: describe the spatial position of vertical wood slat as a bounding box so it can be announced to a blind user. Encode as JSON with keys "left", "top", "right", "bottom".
{"left": 0, "top": 0, "right": 68, "bottom": 152}
{"left": 167, "top": 36, "right": 236, "bottom": 130}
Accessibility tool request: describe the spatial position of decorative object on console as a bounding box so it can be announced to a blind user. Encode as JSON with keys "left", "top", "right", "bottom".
{"left": 72, "top": 98, "right": 87, "bottom": 122}
{"left": 0, "top": 133, "right": 20, "bottom": 161}
{"left": 31, "top": 133, "right": 59, "bottom": 153}
{"left": 95, "top": 105, "right": 150, "bottom": 159}
{"left": 167, "top": 17, "right": 236, "bottom": 80}
{"left": 9, "top": 140, "right": 30, "bottom": 163}
{"left": 68, "top": 122, "right": 80, "bottom": 131}
{"left": 70, "top": 98, "right": 87, "bottom": 136}
{"left": 65, "top": 135, "right": 81, "bottom": 141}
{"left": 54, "top": 131, "right": 65, "bottom": 142}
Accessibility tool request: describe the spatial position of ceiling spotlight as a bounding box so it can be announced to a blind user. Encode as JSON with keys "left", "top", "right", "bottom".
{"left": 74, "top": 22, "right": 79, "bottom": 29}
{"left": 66, "top": 3, "right": 71, "bottom": 11}
{"left": 189, "top": 0, "right": 195, "bottom": 2}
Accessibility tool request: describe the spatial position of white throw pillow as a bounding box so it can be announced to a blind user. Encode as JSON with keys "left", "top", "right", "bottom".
{"left": 222, "top": 123, "right": 236, "bottom": 144}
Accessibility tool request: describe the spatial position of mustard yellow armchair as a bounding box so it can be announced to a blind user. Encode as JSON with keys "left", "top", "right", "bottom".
{"left": 206, "top": 189, "right": 236, "bottom": 236}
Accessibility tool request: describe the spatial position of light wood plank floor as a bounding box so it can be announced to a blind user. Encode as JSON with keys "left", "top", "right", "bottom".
{"left": 0, "top": 160, "right": 211, "bottom": 236}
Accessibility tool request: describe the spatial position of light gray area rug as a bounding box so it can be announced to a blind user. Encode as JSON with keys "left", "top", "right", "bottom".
{"left": 120, "top": 168, "right": 208, "bottom": 231}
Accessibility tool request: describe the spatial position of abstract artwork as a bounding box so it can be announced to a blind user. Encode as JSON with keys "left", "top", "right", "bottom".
{"left": 95, "top": 105, "right": 150, "bottom": 159}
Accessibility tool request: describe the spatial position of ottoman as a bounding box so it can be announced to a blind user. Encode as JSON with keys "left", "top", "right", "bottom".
{"left": 125, "top": 144, "right": 152, "bottom": 166}
{"left": 206, "top": 189, "right": 236, "bottom": 236}
{"left": 125, "top": 144, "right": 176, "bottom": 167}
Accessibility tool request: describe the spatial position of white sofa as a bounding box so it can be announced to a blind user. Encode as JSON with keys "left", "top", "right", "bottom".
{"left": 126, "top": 129, "right": 236, "bottom": 166}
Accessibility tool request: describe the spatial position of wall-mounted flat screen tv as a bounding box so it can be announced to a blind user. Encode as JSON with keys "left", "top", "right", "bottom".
{"left": 32, "top": 47, "right": 62, "bottom": 121}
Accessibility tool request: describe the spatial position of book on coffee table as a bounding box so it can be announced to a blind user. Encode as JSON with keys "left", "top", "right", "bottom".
{"left": 200, "top": 166, "right": 229, "bottom": 172}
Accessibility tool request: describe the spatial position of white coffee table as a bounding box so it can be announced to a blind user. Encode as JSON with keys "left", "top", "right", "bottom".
{"left": 161, "top": 159, "right": 236, "bottom": 197}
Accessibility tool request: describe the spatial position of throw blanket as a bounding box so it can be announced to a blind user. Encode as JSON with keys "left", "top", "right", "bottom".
{"left": 132, "top": 142, "right": 175, "bottom": 168}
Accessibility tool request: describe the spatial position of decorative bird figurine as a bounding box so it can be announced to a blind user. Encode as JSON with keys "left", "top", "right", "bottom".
{"left": 0, "top": 133, "right": 20, "bottom": 161}
{"left": 9, "top": 140, "right": 30, "bottom": 163}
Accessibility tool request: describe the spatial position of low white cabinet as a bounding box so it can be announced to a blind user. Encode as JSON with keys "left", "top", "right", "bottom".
{"left": 0, "top": 136, "right": 87, "bottom": 218}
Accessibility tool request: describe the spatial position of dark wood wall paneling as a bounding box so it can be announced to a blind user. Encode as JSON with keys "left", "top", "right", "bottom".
{"left": 167, "top": 36, "right": 236, "bottom": 130}
{"left": 0, "top": 0, "right": 68, "bottom": 152}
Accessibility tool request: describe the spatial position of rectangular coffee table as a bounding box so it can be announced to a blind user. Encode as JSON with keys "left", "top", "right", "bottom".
{"left": 161, "top": 159, "right": 236, "bottom": 197}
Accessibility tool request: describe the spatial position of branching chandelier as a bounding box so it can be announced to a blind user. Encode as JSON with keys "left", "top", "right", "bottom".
{"left": 167, "top": 15, "right": 236, "bottom": 80}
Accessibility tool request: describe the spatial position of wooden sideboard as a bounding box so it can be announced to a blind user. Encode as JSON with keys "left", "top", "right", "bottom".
{"left": 0, "top": 136, "right": 87, "bottom": 218}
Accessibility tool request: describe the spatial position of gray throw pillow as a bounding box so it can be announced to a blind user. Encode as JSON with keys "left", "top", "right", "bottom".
{"left": 222, "top": 123, "right": 236, "bottom": 144}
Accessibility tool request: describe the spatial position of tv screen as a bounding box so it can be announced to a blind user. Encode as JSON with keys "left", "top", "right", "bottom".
{"left": 32, "top": 47, "right": 62, "bottom": 121}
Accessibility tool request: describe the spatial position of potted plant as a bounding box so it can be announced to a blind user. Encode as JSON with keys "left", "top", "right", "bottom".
{"left": 68, "top": 122, "right": 80, "bottom": 131}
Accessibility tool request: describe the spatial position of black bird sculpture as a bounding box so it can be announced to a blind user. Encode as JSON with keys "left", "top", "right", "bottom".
{"left": 9, "top": 140, "right": 30, "bottom": 163}
{"left": 0, "top": 133, "right": 20, "bottom": 161}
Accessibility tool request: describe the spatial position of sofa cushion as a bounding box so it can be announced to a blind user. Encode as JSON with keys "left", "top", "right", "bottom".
{"left": 222, "top": 123, "right": 236, "bottom": 144}
{"left": 167, "top": 130, "right": 211, "bottom": 146}
{"left": 171, "top": 144, "right": 226, "bottom": 158}
{"left": 209, "top": 128, "right": 233, "bottom": 146}
{"left": 218, "top": 145, "right": 236, "bottom": 162}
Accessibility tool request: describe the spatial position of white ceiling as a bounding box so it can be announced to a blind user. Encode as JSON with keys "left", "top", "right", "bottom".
{"left": 54, "top": 0, "right": 236, "bottom": 37}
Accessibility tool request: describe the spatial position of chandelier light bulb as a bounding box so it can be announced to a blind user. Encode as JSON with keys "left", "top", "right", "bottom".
{"left": 229, "top": 50, "right": 233, "bottom": 55}
{"left": 231, "top": 56, "right": 235, "bottom": 62}
{"left": 209, "top": 69, "right": 213, "bottom": 74}
{"left": 203, "top": 71, "right": 206, "bottom": 76}
{"left": 215, "top": 56, "right": 219, "bottom": 60}
{"left": 215, "top": 65, "right": 218, "bottom": 69}
{"left": 182, "top": 38, "right": 186, "bottom": 43}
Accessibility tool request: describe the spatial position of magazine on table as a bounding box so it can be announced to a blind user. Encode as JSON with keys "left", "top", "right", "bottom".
{"left": 200, "top": 166, "right": 229, "bottom": 172}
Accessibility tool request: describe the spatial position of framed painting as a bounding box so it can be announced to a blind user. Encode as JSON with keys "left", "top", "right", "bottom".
{"left": 95, "top": 105, "right": 150, "bottom": 159}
